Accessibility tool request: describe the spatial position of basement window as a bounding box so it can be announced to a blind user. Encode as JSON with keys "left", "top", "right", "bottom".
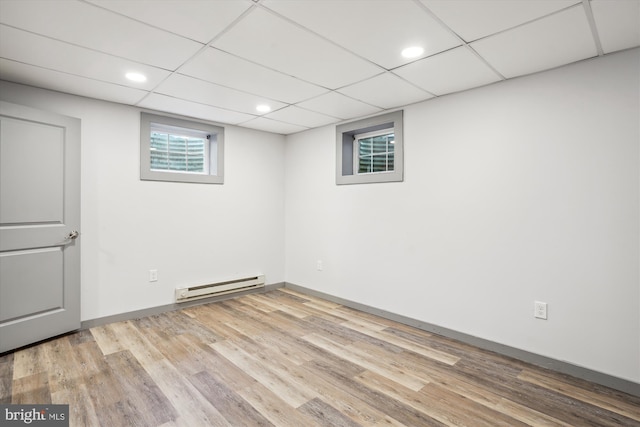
{"left": 336, "top": 110, "right": 403, "bottom": 185}
{"left": 140, "top": 112, "right": 224, "bottom": 184}
{"left": 354, "top": 129, "right": 395, "bottom": 175}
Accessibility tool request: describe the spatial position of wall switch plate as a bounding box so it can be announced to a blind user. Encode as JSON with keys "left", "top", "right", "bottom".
{"left": 534, "top": 301, "right": 547, "bottom": 319}
{"left": 149, "top": 269, "right": 158, "bottom": 282}
{"left": 316, "top": 260, "right": 323, "bottom": 271}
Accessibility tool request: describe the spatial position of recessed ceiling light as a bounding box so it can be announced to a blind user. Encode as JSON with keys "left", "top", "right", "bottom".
{"left": 125, "top": 72, "right": 147, "bottom": 82}
{"left": 256, "top": 104, "right": 271, "bottom": 113}
{"left": 401, "top": 46, "right": 424, "bottom": 59}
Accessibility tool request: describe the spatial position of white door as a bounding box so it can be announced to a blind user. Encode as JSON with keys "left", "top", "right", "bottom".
{"left": 0, "top": 100, "right": 81, "bottom": 353}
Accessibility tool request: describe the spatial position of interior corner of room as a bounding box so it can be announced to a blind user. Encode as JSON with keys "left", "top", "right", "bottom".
{"left": 0, "top": 0, "right": 639, "bottom": 401}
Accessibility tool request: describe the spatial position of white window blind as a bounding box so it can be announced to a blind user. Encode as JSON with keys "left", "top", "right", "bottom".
{"left": 149, "top": 123, "right": 209, "bottom": 174}
{"left": 354, "top": 129, "right": 395, "bottom": 175}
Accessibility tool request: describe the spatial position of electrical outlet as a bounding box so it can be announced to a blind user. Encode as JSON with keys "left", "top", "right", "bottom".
{"left": 316, "top": 260, "right": 323, "bottom": 271}
{"left": 534, "top": 301, "right": 547, "bottom": 319}
{"left": 149, "top": 269, "right": 158, "bottom": 282}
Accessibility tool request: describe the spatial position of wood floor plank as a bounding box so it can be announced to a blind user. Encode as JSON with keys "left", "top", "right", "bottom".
{"left": 331, "top": 305, "right": 409, "bottom": 329}
{"left": 155, "top": 309, "right": 223, "bottom": 344}
{"left": 2, "top": 289, "right": 637, "bottom": 427}
{"left": 102, "top": 350, "right": 177, "bottom": 426}
{"left": 194, "top": 342, "right": 258, "bottom": 391}
{"left": 12, "top": 345, "right": 48, "bottom": 379}
{"left": 11, "top": 372, "right": 50, "bottom": 404}
{"left": 189, "top": 370, "right": 273, "bottom": 426}
{"left": 108, "top": 320, "right": 166, "bottom": 365}
{"left": 216, "top": 301, "right": 280, "bottom": 338}
{"left": 393, "top": 326, "right": 518, "bottom": 368}
{"left": 52, "top": 382, "right": 100, "bottom": 427}
{"left": 304, "top": 316, "right": 368, "bottom": 346}
{"left": 329, "top": 308, "right": 390, "bottom": 331}
{"left": 296, "top": 363, "right": 406, "bottom": 427}
{"left": 349, "top": 339, "right": 439, "bottom": 386}
{"left": 302, "top": 356, "right": 446, "bottom": 427}
{"left": 228, "top": 332, "right": 402, "bottom": 426}
{"left": 268, "top": 290, "right": 348, "bottom": 316}
{"left": 343, "top": 320, "right": 460, "bottom": 365}
{"left": 236, "top": 294, "right": 278, "bottom": 313}
{"left": 211, "top": 339, "right": 317, "bottom": 408}
{"left": 453, "top": 358, "right": 639, "bottom": 427}
{"left": 244, "top": 294, "right": 310, "bottom": 319}
{"left": 72, "top": 340, "right": 122, "bottom": 410}
{"left": 145, "top": 359, "right": 234, "bottom": 427}
{"left": 185, "top": 302, "right": 256, "bottom": 341}
{"left": 261, "top": 308, "right": 321, "bottom": 339}
{"left": 66, "top": 329, "right": 95, "bottom": 346}
{"left": 41, "top": 335, "right": 102, "bottom": 425}
{"left": 419, "top": 382, "right": 531, "bottom": 427}
{"left": 494, "top": 397, "right": 575, "bottom": 427}
{"left": 236, "top": 381, "right": 324, "bottom": 427}
{"left": 278, "top": 288, "right": 338, "bottom": 308}
{"left": 0, "top": 352, "right": 13, "bottom": 403}
{"left": 90, "top": 324, "right": 127, "bottom": 356}
{"left": 518, "top": 369, "right": 640, "bottom": 421}
{"left": 41, "top": 336, "right": 77, "bottom": 395}
{"left": 261, "top": 294, "right": 349, "bottom": 324}
{"left": 303, "top": 333, "right": 426, "bottom": 391}
{"left": 297, "top": 397, "right": 364, "bottom": 427}
{"left": 135, "top": 323, "right": 208, "bottom": 377}
{"left": 355, "top": 369, "right": 512, "bottom": 427}
{"left": 114, "top": 320, "right": 238, "bottom": 426}
{"left": 410, "top": 362, "right": 572, "bottom": 426}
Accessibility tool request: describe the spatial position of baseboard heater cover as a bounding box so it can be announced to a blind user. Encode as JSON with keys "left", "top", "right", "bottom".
{"left": 175, "top": 275, "right": 265, "bottom": 303}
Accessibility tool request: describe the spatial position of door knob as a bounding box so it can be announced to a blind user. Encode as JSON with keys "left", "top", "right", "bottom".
{"left": 67, "top": 230, "right": 79, "bottom": 240}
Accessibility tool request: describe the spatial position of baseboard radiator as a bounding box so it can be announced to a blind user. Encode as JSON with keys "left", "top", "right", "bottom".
{"left": 175, "top": 275, "right": 265, "bottom": 303}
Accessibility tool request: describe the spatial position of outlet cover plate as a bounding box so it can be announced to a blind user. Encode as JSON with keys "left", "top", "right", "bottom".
{"left": 534, "top": 301, "right": 547, "bottom": 319}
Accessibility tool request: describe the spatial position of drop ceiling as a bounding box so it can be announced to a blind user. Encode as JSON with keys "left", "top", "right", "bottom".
{"left": 0, "top": 0, "right": 638, "bottom": 135}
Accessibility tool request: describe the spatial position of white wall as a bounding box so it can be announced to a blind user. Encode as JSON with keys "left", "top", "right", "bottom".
{"left": 284, "top": 48, "right": 640, "bottom": 382}
{"left": 0, "top": 81, "right": 286, "bottom": 321}
{"left": 1, "top": 48, "right": 637, "bottom": 383}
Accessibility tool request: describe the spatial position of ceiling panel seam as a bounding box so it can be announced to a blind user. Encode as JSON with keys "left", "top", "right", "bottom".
{"left": 581, "top": 0, "right": 605, "bottom": 56}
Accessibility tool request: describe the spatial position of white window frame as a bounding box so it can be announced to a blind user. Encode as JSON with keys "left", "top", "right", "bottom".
{"left": 336, "top": 110, "right": 403, "bottom": 185}
{"left": 353, "top": 128, "right": 395, "bottom": 176}
{"left": 140, "top": 112, "right": 224, "bottom": 184}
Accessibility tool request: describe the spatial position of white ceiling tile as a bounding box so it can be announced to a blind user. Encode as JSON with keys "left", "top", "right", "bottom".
{"left": 263, "top": 0, "right": 460, "bottom": 69}
{"left": 296, "top": 92, "right": 382, "bottom": 120}
{"left": 212, "top": 7, "right": 381, "bottom": 89}
{"left": 155, "top": 74, "right": 287, "bottom": 115}
{"left": 337, "top": 73, "right": 434, "bottom": 109}
{"left": 393, "top": 47, "right": 502, "bottom": 96}
{"left": 264, "top": 106, "right": 338, "bottom": 128}
{"left": 471, "top": 5, "right": 597, "bottom": 78}
{"left": 137, "top": 93, "right": 255, "bottom": 125}
{"left": 421, "top": 0, "right": 580, "bottom": 42}
{"left": 591, "top": 0, "right": 640, "bottom": 54}
{"left": 0, "top": 0, "right": 635, "bottom": 135}
{"left": 0, "top": 0, "right": 203, "bottom": 70}
{"left": 240, "top": 117, "right": 308, "bottom": 135}
{"left": 0, "top": 59, "right": 148, "bottom": 105}
{"left": 86, "top": 0, "right": 253, "bottom": 44}
{"left": 0, "top": 25, "right": 170, "bottom": 90}
{"left": 180, "top": 48, "right": 328, "bottom": 104}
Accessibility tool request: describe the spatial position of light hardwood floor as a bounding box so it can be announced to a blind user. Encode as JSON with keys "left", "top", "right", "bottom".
{"left": 1, "top": 288, "right": 639, "bottom": 426}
